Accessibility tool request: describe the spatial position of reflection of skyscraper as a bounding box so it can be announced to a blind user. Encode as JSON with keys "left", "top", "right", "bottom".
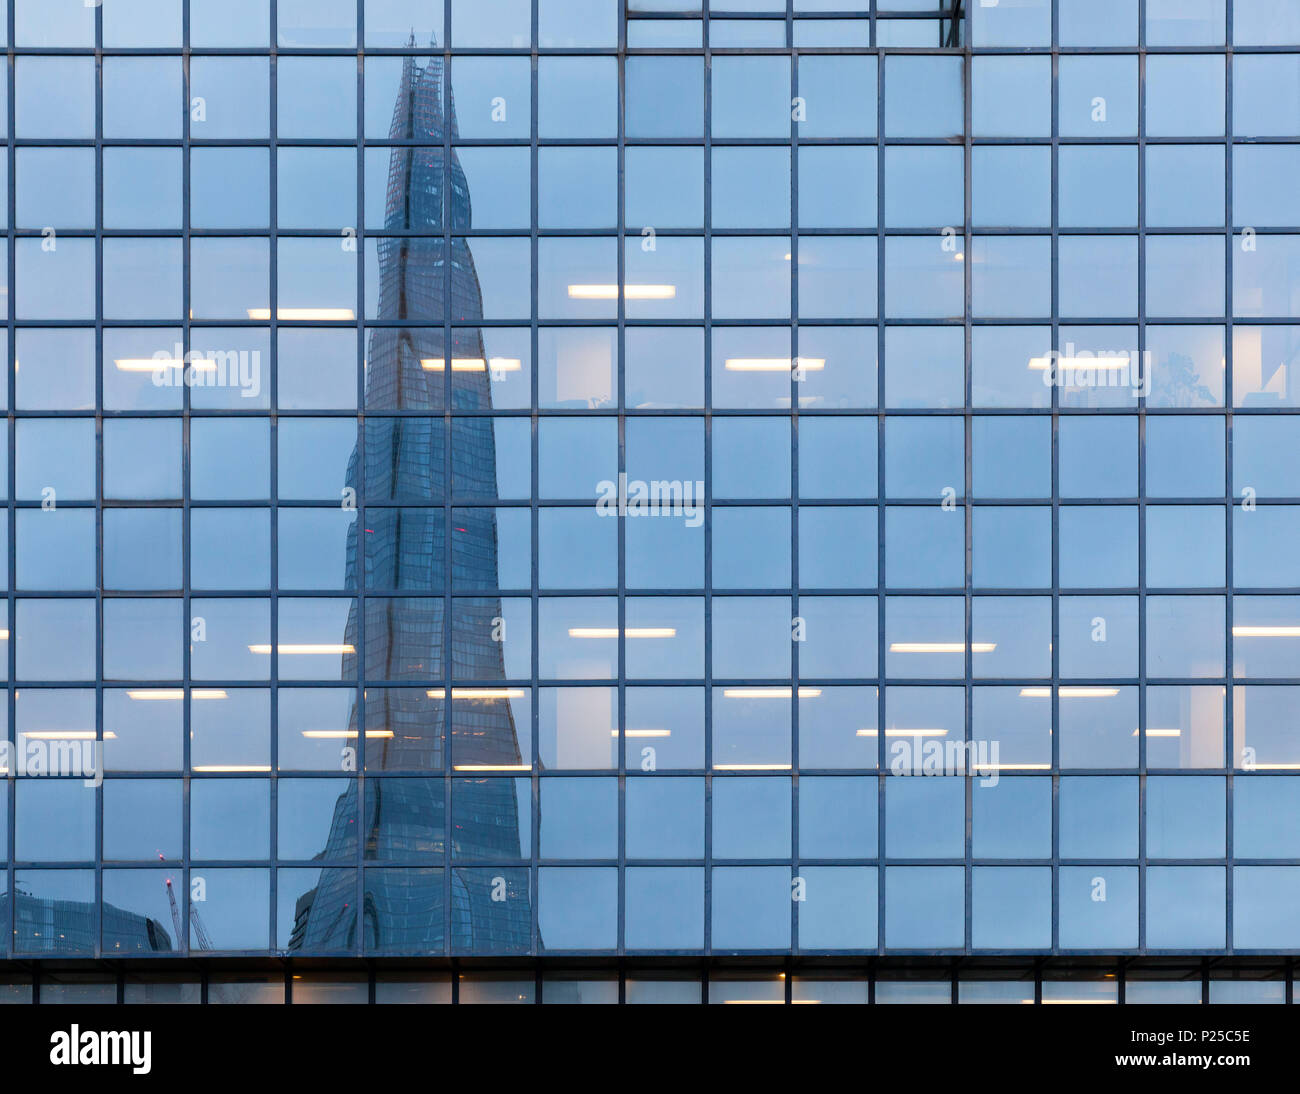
{"left": 292, "top": 45, "right": 531, "bottom": 955}
{"left": 4, "top": 892, "right": 172, "bottom": 955}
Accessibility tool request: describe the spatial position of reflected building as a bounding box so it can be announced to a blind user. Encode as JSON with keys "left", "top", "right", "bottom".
{"left": 290, "top": 44, "right": 532, "bottom": 955}
{"left": 4, "top": 891, "right": 172, "bottom": 956}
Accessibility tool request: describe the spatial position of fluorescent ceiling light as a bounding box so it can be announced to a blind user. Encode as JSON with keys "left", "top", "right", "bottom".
{"left": 420, "top": 357, "right": 523, "bottom": 372}
{"left": 713, "top": 763, "right": 793, "bottom": 771}
{"left": 301, "top": 730, "right": 394, "bottom": 739}
{"left": 246, "top": 308, "right": 356, "bottom": 321}
{"left": 568, "top": 627, "right": 676, "bottom": 639}
{"left": 567, "top": 284, "right": 676, "bottom": 300}
{"left": 1020, "top": 687, "right": 1119, "bottom": 698}
{"left": 723, "top": 357, "right": 826, "bottom": 371}
{"left": 1233, "top": 625, "right": 1300, "bottom": 637}
{"left": 1027, "top": 355, "right": 1132, "bottom": 371}
{"left": 857, "top": 728, "right": 949, "bottom": 737}
{"left": 722, "top": 688, "right": 821, "bottom": 699}
{"left": 890, "top": 642, "right": 996, "bottom": 654}
{"left": 192, "top": 764, "right": 272, "bottom": 773}
{"left": 1134, "top": 728, "right": 1181, "bottom": 737}
{"left": 611, "top": 729, "right": 671, "bottom": 738}
{"left": 115, "top": 357, "right": 216, "bottom": 372}
{"left": 427, "top": 688, "right": 527, "bottom": 700}
{"left": 248, "top": 644, "right": 355, "bottom": 655}
{"left": 20, "top": 731, "right": 116, "bottom": 740}
{"left": 127, "top": 689, "right": 228, "bottom": 700}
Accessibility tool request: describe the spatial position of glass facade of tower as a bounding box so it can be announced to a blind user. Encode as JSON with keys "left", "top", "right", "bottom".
{"left": 0, "top": 0, "right": 1298, "bottom": 1005}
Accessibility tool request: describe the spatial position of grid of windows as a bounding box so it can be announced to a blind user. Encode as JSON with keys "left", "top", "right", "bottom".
{"left": 0, "top": 0, "right": 1298, "bottom": 963}
{"left": 5, "top": 963, "right": 1300, "bottom": 1005}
